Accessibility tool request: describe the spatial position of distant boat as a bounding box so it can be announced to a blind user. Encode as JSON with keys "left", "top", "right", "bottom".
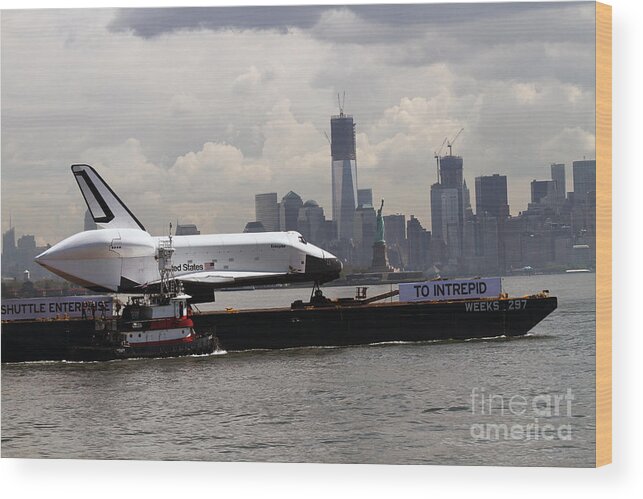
{"left": 566, "top": 269, "right": 591, "bottom": 273}
{"left": 510, "top": 266, "right": 535, "bottom": 275}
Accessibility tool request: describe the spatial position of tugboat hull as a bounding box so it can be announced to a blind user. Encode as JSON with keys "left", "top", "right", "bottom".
{"left": 66, "top": 333, "right": 217, "bottom": 362}
{"left": 0, "top": 318, "right": 217, "bottom": 362}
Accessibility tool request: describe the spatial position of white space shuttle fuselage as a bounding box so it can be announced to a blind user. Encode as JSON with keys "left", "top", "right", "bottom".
{"left": 35, "top": 165, "right": 342, "bottom": 301}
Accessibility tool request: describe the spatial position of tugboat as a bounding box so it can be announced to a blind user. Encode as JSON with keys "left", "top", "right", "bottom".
{"left": 66, "top": 229, "right": 218, "bottom": 361}
{"left": 70, "top": 293, "right": 217, "bottom": 361}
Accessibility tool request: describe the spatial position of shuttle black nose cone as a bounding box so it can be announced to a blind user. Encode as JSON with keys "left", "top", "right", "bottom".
{"left": 327, "top": 257, "right": 342, "bottom": 274}
{"left": 305, "top": 255, "right": 342, "bottom": 283}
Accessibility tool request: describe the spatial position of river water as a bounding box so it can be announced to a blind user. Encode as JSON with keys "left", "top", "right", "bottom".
{"left": 1, "top": 273, "right": 595, "bottom": 466}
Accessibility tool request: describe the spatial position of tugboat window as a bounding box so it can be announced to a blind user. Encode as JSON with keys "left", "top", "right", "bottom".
{"left": 298, "top": 236, "right": 307, "bottom": 244}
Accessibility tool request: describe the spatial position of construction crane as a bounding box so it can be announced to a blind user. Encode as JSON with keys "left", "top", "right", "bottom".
{"left": 433, "top": 137, "right": 448, "bottom": 183}
{"left": 447, "top": 127, "right": 464, "bottom": 156}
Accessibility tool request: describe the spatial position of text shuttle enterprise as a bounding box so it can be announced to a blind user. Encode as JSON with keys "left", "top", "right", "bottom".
{"left": 35, "top": 164, "right": 342, "bottom": 302}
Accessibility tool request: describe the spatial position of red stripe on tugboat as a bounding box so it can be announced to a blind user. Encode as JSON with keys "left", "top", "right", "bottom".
{"left": 124, "top": 335, "right": 195, "bottom": 347}
{"left": 148, "top": 317, "right": 194, "bottom": 330}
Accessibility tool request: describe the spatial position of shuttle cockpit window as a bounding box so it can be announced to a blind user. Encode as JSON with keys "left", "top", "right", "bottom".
{"left": 298, "top": 235, "right": 307, "bottom": 245}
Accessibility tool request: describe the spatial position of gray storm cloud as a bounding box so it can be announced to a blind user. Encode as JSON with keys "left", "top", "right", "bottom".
{"left": 107, "top": 3, "right": 577, "bottom": 39}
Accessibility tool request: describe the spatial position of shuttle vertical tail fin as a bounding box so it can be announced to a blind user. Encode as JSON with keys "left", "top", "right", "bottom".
{"left": 71, "top": 164, "right": 146, "bottom": 231}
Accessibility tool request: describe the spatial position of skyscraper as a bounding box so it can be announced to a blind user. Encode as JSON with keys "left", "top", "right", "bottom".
{"left": 255, "top": 192, "right": 280, "bottom": 232}
{"left": 383, "top": 214, "right": 407, "bottom": 269}
{"left": 331, "top": 111, "right": 358, "bottom": 240}
{"left": 430, "top": 183, "right": 461, "bottom": 262}
{"left": 439, "top": 155, "right": 464, "bottom": 190}
{"left": 431, "top": 153, "right": 466, "bottom": 263}
{"left": 463, "top": 179, "right": 473, "bottom": 219}
{"left": 243, "top": 221, "right": 266, "bottom": 233}
{"left": 357, "top": 188, "right": 373, "bottom": 208}
{"left": 475, "top": 174, "right": 509, "bottom": 218}
{"left": 406, "top": 215, "right": 430, "bottom": 271}
{"left": 1, "top": 226, "right": 17, "bottom": 278}
{"left": 279, "top": 191, "right": 303, "bottom": 232}
{"left": 462, "top": 213, "right": 501, "bottom": 274}
{"left": 572, "top": 160, "right": 596, "bottom": 204}
{"left": 353, "top": 205, "right": 376, "bottom": 246}
{"left": 531, "top": 180, "right": 556, "bottom": 205}
{"left": 550, "top": 163, "right": 566, "bottom": 200}
{"left": 2, "top": 226, "right": 16, "bottom": 258}
{"left": 297, "top": 200, "right": 326, "bottom": 245}
{"left": 429, "top": 151, "right": 466, "bottom": 263}
{"left": 353, "top": 204, "right": 377, "bottom": 267}
{"left": 382, "top": 214, "right": 406, "bottom": 249}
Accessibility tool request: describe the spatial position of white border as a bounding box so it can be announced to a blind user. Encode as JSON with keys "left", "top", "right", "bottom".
{"left": 1, "top": 0, "right": 641, "bottom": 497}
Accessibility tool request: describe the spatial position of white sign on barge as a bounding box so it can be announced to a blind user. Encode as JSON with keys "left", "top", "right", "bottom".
{"left": 399, "top": 277, "right": 502, "bottom": 303}
{"left": 1, "top": 295, "right": 113, "bottom": 321}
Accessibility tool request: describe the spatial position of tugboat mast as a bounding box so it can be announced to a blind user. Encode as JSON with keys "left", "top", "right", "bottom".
{"left": 156, "top": 222, "right": 180, "bottom": 302}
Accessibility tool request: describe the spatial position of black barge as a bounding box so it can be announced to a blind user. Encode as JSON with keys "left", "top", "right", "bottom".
{"left": 1, "top": 292, "right": 557, "bottom": 362}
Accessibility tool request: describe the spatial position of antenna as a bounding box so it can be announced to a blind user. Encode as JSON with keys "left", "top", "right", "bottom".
{"left": 337, "top": 91, "right": 346, "bottom": 116}
{"left": 447, "top": 127, "right": 464, "bottom": 156}
{"left": 323, "top": 131, "right": 331, "bottom": 145}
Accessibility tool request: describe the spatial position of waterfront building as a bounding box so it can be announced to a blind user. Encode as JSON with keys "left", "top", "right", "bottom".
{"left": 279, "top": 191, "right": 303, "bottom": 232}
{"left": 243, "top": 221, "right": 266, "bottom": 233}
{"left": 572, "top": 159, "right": 596, "bottom": 204}
{"left": 550, "top": 163, "right": 566, "bottom": 200}
{"left": 406, "top": 215, "right": 430, "bottom": 271}
{"left": 297, "top": 200, "right": 326, "bottom": 245}
{"left": 530, "top": 179, "right": 557, "bottom": 206}
{"left": 255, "top": 192, "right": 280, "bottom": 232}
{"left": 475, "top": 174, "right": 510, "bottom": 218}
{"left": 357, "top": 188, "right": 373, "bottom": 208}
{"left": 430, "top": 183, "right": 461, "bottom": 263}
{"left": 353, "top": 205, "right": 377, "bottom": 268}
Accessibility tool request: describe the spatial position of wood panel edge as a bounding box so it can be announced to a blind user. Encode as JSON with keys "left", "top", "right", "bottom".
{"left": 595, "top": 0, "right": 612, "bottom": 468}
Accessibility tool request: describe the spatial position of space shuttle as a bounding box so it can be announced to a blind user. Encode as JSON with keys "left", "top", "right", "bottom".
{"left": 35, "top": 164, "right": 342, "bottom": 302}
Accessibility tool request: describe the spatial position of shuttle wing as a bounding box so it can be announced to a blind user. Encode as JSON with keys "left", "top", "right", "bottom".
{"left": 177, "top": 270, "right": 287, "bottom": 285}
{"left": 142, "top": 270, "right": 291, "bottom": 302}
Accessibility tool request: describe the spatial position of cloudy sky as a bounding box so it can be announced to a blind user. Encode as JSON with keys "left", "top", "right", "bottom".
{"left": 1, "top": 1, "right": 596, "bottom": 245}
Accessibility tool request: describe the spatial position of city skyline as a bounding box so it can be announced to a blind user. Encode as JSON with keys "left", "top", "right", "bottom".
{"left": 1, "top": 3, "right": 596, "bottom": 245}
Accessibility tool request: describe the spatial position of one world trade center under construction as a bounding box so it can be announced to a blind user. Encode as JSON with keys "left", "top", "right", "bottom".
{"left": 330, "top": 109, "right": 358, "bottom": 241}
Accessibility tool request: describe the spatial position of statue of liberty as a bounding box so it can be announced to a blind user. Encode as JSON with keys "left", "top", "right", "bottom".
{"left": 375, "top": 199, "right": 385, "bottom": 243}
{"left": 371, "top": 199, "right": 391, "bottom": 271}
